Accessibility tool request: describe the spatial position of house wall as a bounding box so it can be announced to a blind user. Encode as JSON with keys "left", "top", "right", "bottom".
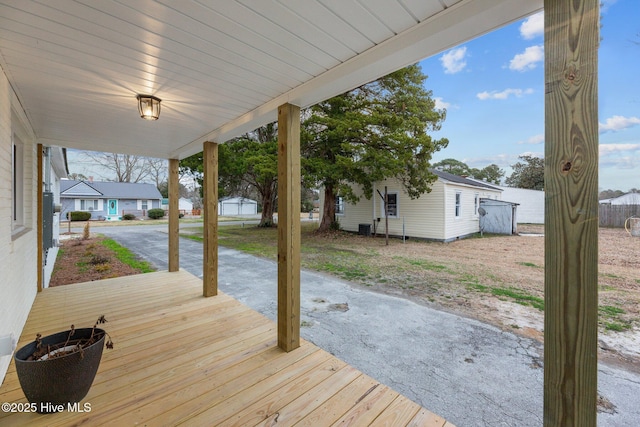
{"left": 218, "top": 198, "right": 258, "bottom": 215}
{"left": 0, "top": 69, "right": 38, "bottom": 383}
{"left": 323, "top": 178, "right": 501, "bottom": 241}
{"left": 498, "top": 186, "right": 544, "bottom": 224}
{"left": 442, "top": 184, "right": 500, "bottom": 241}
{"left": 43, "top": 148, "right": 67, "bottom": 288}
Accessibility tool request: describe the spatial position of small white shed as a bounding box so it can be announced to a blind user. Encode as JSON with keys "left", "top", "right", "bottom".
{"left": 479, "top": 198, "right": 519, "bottom": 235}
{"left": 218, "top": 197, "right": 258, "bottom": 216}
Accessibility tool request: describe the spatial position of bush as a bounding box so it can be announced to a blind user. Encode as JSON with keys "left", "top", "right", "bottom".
{"left": 179, "top": 213, "right": 185, "bottom": 219}
{"left": 122, "top": 213, "right": 136, "bottom": 220}
{"left": 67, "top": 211, "right": 92, "bottom": 221}
{"left": 147, "top": 208, "right": 166, "bottom": 219}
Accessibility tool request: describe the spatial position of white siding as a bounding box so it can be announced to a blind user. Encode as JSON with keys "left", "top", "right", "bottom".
{"left": 323, "top": 178, "right": 505, "bottom": 241}
{"left": 0, "top": 69, "right": 38, "bottom": 383}
{"left": 499, "top": 186, "right": 545, "bottom": 224}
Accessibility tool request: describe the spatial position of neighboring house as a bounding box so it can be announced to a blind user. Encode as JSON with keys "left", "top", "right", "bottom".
{"left": 323, "top": 170, "right": 502, "bottom": 242}
{"left": 218, "top": 197, "right": 258, "bottom": 216}
{"left": 599, "top": 193, "right": 640, "bottom": 205}
{"left": 60, "top": 180, "right": 162, "bottom": 221}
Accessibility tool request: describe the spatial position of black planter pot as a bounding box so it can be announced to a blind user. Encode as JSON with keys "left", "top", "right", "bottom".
{"left": 14, "top": 328, "right": 105, "bottom": 413}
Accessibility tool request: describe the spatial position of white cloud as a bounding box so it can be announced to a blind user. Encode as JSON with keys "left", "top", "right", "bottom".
{"left": 599, "top": 116, "right": 640, "bottom": 133}
{"left": 440, "top": 47, "right": 467, "bottom": 74}
{"left": 599, "top": 143, "right": 640, "bottom": 155}
{"left": 476, "top": 88, "right": 534, "bottom": 100}
{"left": 600, "top": 0, "right": 618, "bottom": 13}
{"left": 509, "top": 45, "right": 544, "bottom": 71}
{"left": 434, "top": 97, "right": 451, "bottom": 109}
{"left": 520, "top": 12, "right": 544, "bottom": 39}
{"left": 517, "top": 134, "right": 544, "bottom": 145}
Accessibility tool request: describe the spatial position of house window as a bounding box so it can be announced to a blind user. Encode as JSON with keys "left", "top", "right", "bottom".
{"left": 80, "top": 199, "right": 100, "bottom": 211}
{"left": 381, "top": 192, "right": 399, "bottom": 218}
{"left": 12, "top": 135, "right": 24, "bottom": 231}
{"left": 335, "top": 197, "right": 344, "bottom": 215}
{"left": 474, "top": 193, "right": 479, "bottom": 216}
{"left": 455, "top": 192, "right": 462, "bottom": 218}
{"left": 141, "top": 200, "right": 149, "bottom": 210}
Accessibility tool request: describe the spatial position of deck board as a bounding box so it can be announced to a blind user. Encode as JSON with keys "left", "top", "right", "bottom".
{"left": 0, "top": 270, "right": 451, "bottom": 426}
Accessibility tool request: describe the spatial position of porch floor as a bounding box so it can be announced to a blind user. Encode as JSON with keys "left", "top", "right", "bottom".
{"left": 0, "top": 270, "right": 451, "bottom": 426}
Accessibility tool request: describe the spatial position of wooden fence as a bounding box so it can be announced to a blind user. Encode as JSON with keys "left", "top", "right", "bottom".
{"left": 599, "top": 204, "right": 640, "bottom": 228}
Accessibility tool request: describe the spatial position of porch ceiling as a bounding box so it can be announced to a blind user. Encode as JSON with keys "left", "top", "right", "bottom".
{"left": 0, "top": 0, "right": 541, "bottom": 160}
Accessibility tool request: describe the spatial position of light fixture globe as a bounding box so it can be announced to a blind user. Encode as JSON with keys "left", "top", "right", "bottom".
{"left": 137, "top": 94, "right": 161, "bottom": 120}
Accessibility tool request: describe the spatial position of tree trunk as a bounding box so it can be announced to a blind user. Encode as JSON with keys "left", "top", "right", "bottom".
{"left": 318, "top": 185, "right": 336, "bottom": 232}
{"left": 259, "top": 188, "right": 275, "bottom": 227}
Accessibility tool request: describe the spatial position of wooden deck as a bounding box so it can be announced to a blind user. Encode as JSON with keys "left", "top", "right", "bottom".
{"left": 0, "top": 270, "right": 452, "bottom": 426}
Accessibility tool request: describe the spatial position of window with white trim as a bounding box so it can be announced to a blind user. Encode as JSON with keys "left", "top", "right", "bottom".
{"left": 335, "top": 197, "right": 344, "bottom": 215}
{"left": 142, "top": 200, "right": 149, "bottom": 210}
{"left": 474, "top": 193, "right": 479, "bottom": 216}
{"left": 455, "top": 192, "right": 462, "bottom": 218}
{"left": 80, "top": 199, "right": 100, "bottom": 211}
{"left": 380, "top": 192, "right": 399, "bottom": 218}
{"left": 12, "top": 135, "right": 24, "bottom": 231}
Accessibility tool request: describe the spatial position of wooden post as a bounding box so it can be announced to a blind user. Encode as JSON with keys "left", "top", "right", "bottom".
{"left": 168, "top": 158, "right": 180, "bottom": 272}
{"left": 277, "top": 103, "right": 301, "bottom": 352}
{"left": 203, "top": 141, "right": 218, "bottom": 297}
{"left": 37, "top": 144, "right": 43, "bottom": 292}
{"left": 544, "top": 1, "right": 599, "bottom": 426}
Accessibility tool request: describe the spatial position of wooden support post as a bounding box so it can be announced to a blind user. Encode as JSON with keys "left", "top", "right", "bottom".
{"left": 544, "top": 1, "right": 599, "bottom": 426}
{"left": 203, "top": 141, "right": 218, "bottom": 297}
{"left": 168, "top": 158, "right": 180, "bottom": 272}
{"left": 37, "top": 144, "right": 43, "bottom": 292}
{"left": 277, "top": 103, "right": 301, "bottom": 352}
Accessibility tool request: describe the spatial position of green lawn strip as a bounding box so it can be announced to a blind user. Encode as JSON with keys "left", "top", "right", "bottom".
{"left": 99, "top": 237, "right": 155, "bottom": 273}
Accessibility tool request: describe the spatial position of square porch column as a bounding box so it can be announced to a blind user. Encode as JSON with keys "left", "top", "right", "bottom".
{"left": 203, "top": 141, "right": 218, "bottom": 297}
{"left": 544, "top": 0, "right": 599, "bottom": 425}
{"left": 277, "top": 103, "right": 301, "bottom": 352}
{"left": 168, "top": 158, "right": 180, "bottom": 272}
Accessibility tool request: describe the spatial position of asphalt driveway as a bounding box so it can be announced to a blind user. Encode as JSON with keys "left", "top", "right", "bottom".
{"left": 93, "top": 223, "right": 640, "bottom": 426}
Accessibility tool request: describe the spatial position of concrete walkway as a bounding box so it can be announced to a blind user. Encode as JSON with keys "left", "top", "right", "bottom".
{"left": 93, "top": 224, "right": 640, "bottom": 426}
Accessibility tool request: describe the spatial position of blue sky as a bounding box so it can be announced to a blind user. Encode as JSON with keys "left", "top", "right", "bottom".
{"left": 419, "top": 0, "right": 640, "bottom": 191}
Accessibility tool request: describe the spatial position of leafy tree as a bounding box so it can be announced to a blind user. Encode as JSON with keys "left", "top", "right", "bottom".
{"left": 505, "top": 155, "right": 545, "bottom": 190}
{"left": 432, "top": 158, "right": 472, "bottom": 176}
{"left": 472, "top": 164, "right": 505, "bottom": 185}
{"left": 180, "top": 124, "right": 279, "bottom": 227}
{"left": 302, "top": 64, "right": 448, "bottom": 231}
{"left": 433, "top": 159, "right": 504, "bottom": 184}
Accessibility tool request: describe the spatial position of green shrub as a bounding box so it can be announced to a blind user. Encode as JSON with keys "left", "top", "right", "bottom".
{"left": 122, "top": 213, "right": 136, "bottom": 220}
{"left": 67, "top": 211, "right": 92, "bottom": 221}
{"left": 179, "top": 213, "right": 185, "bottom": 219}
{"left": 147, "top": 208, "right": 166, "bottom": 219}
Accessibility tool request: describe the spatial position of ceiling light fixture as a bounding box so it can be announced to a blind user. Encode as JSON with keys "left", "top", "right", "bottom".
{"left": 137, "top": 94, "right": 161, "bottom": 120}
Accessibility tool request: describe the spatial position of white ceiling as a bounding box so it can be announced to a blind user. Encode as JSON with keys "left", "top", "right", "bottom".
{"left": 0, "top": 0, "right": 541, "bottom": 160}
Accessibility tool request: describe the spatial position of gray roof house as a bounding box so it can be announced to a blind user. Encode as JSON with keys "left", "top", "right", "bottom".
{"left": 60, "top": 180, "right": 163, "bottom": 221}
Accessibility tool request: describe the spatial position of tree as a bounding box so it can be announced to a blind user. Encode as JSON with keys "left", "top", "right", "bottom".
{"left": 432, "top": 158, "right": 472, "bottom": 176}
{"left": 220, "top": 124, "right": 279, "bottom": 227}
{"left": 80, "top": 151, "right": 155, "bottom": 183}
{"left": 473, "top": 164, "right": 505, "bottom": 185}
{"left": 505, "top": 155, "right": 544, "bottom": 190}
{"left": 180, "top": 123, "right": 279, "bottom": 227}
{"left": 302, "top": 64, "right": 448, "bottom": 231}
{"left": 67, "top": 172, "right": 88, "bottom": 181}
{"left": 427, "top": 159, "right": 505, "bottom": 184}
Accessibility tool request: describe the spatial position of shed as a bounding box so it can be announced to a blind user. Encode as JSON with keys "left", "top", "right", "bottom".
{"left": 479, "top": 198, "right": 519, "bottom": 235}
{"left": 218, "top": 197, "right": 258, "bottom": 216}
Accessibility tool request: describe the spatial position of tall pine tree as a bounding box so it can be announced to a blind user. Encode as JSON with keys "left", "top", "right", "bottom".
{"left": 302, "top": 64, "right": 448, "bottom": 231}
